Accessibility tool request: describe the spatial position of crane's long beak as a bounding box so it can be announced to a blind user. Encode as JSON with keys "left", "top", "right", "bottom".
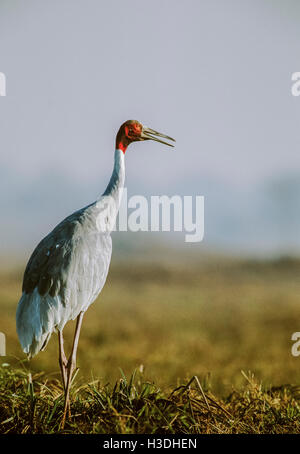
{"left": 141, "top": 126, "right": 176, "bottom": 147}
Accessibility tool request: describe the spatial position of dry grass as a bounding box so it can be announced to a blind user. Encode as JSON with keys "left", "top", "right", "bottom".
{"left": 1, "top": 365, "right": 300, "bottom": 433}
{"left": 1, "top": 255, "right": 300, "bottom": 432}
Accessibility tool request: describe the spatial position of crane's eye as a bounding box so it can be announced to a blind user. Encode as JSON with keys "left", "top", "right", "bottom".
{"left": 129, "top": 128, "right": 136, "bottom": 136}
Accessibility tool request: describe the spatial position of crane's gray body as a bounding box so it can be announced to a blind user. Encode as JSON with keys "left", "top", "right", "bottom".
{"left": 16, "top": 149, "right": 125, "bottom": 357}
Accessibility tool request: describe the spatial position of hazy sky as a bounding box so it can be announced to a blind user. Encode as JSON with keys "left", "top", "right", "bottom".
{"left": 1, "top": 0, "right": 300, "bottom": 256}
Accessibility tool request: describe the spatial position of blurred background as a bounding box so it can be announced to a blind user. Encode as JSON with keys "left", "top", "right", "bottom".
{"left": 1, "top": 0, "right": 300, "bottom": 394}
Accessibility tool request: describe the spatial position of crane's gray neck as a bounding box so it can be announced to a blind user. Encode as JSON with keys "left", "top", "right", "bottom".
{"left": 102, "top": 149, "right": 125, "bottom": 208}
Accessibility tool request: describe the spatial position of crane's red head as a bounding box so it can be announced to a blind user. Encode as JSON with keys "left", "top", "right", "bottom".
{"left": 116, "top": 120, "right": 175, "bottom": 153}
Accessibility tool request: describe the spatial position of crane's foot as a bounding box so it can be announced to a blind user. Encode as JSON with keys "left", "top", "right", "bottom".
{"left": 60, "top": 391, "right": 71, "bottom": 429}
{"left": 60, "top": 360, "right": 76, "bottom": 429}
{"left": 61, "top": 403, "right": 71, "bottom": 429}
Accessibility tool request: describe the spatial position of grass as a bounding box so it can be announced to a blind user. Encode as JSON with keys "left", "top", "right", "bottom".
{"left": 1, "top": 364, "right": 300, "bottom": 433}
{"left": 1, "top": 254, "right": 300, "bottom": 433}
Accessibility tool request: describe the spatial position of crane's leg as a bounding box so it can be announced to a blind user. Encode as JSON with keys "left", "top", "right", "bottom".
{"left": 58, "top": 330, "right": 68, "bottom": 390}
{"left": 58, "top": 330, "right": 71, "bottom": 417}
{"left": 61, "top": 311, "right": 84, "bottom": 429}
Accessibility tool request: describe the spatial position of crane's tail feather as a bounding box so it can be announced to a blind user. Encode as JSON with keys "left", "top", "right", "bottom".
{"left": 16, "top": 288, "right": 67, "bottom": 358}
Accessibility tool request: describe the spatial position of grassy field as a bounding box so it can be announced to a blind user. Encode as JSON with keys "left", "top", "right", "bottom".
{"left": 1, "top": 254, "right": 300, "bottom": 433}
{"left": 1, "top": 365, "right": 300, "bottom": 433}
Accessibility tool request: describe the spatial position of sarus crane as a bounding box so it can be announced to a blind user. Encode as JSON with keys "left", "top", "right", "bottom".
{"left": 16, "top": 120, "right": 175, "bottom": 427}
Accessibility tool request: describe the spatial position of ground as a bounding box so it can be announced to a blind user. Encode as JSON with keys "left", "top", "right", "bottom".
{"left": 1, "top": 254, "right": 300, "bottom": 433}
